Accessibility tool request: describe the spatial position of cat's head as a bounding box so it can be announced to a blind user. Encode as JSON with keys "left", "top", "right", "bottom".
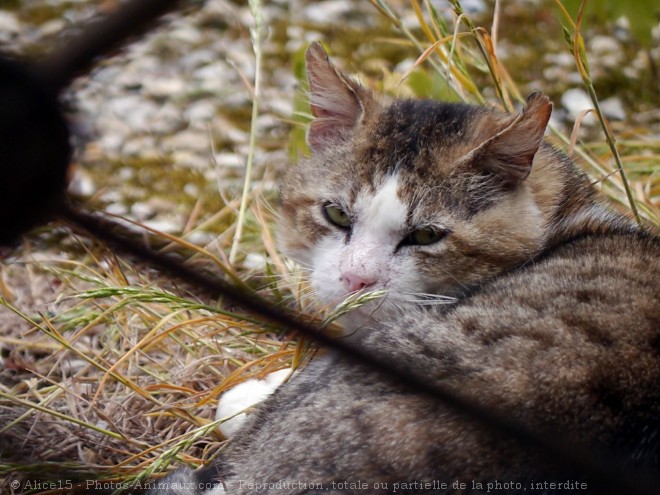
{"left": 278, "top": 42, "right": 555, "bottom": 328}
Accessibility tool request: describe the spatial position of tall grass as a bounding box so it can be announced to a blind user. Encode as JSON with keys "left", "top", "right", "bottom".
{"left": 368, "top": 0, "right": 657, "bottom": 224}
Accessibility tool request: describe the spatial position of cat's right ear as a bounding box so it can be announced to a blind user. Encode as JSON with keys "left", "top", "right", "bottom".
{"left": 468, "top": 92, "right": 553, "bottom": 187}
{"left": 305, "top": 42, "right": 369, "bottom": 153}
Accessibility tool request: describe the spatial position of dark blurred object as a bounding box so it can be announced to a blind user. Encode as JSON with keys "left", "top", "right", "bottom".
{"left": 0, "top": 0, "right": 184, "bottom": 246}
{"left": 0, "top": 57, "right": 71, "bottom": 245}
{"left": 33, "top": 0, "right": 185, "bottom": 93}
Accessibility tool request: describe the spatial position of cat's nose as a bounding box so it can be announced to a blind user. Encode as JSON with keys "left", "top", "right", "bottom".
{"left": 341, "top": 271, "right": 377, "bottom": 293}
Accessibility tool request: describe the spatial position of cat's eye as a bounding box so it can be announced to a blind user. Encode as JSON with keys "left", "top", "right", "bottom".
{"left": 403, "top": 228, "right": 445, "bottom": 246}
{"left": 323, "top": 204, "right": 351, "bottom": 229}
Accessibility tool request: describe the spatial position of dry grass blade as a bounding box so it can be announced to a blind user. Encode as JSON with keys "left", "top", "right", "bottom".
{"left": 229, "top": 0, "right": 265, "bottom": 264}
{"left": 555, "top": 0, "right": 643, "bottom": 225}
{"left": 0, "top": 391, "right": 125, "bottom": 442}
{"left": 0, "top": 212, "right": 307, "bottom": 488}
{"left": 397, "top": 35, "right": 459, "bottom": 86}
{"left": 568, "top": 108, "right": 595, "bottom": 157}
{"left": 100, "top": 212, "right": 247, "bottom": 290}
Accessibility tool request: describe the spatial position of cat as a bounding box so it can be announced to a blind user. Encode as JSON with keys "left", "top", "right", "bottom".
{"left": 148, "top": 42, "right": 660, "bottom": 494}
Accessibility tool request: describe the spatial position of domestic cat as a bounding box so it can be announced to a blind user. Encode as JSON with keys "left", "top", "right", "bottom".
{"left": 148, "top": 42, "right": 660, "bottom": 494}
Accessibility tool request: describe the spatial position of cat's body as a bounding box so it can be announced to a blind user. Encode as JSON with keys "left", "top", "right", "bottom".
{"left": 150, "top": 43, "right": 660, "bottom": 494}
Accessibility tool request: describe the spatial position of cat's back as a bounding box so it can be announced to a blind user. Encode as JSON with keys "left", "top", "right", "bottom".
{"left": 457, "top": 229, "right": 660, "bottom": 340}
{"left": 220, "top": 229, "right": 660, "bottom": 494}
{"left": 374, "top": 229, "right": 660, "bottom": 421}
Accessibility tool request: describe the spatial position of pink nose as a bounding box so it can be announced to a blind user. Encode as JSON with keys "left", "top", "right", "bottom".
{"left": 341, "top": 272, "right": 377, "bottom": 292}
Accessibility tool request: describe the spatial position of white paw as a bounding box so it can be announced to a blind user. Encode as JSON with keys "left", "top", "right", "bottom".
{"left": 216, "top": 368, "right": 292, "bottom": 438}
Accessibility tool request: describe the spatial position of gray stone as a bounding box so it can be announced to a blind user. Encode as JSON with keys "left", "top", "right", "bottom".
{"left": 39, "top": 18, "right": 67, "bottom": 38}
{"left": 105, "top": 203, "right": 128, "bottom": 216}
{"left": 213, "top": 152, "right": 244, "bottom": 168}
{"left": 186, "top": 230, "right": 215, "bottom": 246}
{"left": 67, "top": 169, "right": 96, "bottom": 197}
{"left": 194, "top": 61, "right": 234, "bottom": 91}
{"left": 0, "top": 12, "right": 21, "bottom": 42}
{"left": 561, "top": 88, "right": 594, "bottom": 121}
{"left": 143, "top": 77, "right": 186, "bottom": 99}
{"left": 172, "top": 150, "right": 210, "bottom": 169}
{"left": 122, "top": 136, "right": 161, "bottom": 159}
{"left": 131, "top": 202, "right": 156, "bottom": 221}
{"left": 162, "top": 130, "right": 212, "bottom": 153}
{"left": 599, "top": 97, "right": 626, "bottom": 121}
{"left": 142, "top": 218, "right": 181, "bottom": 234}
{"left": 184, "top": 100, "right": 218, "bottom": 123}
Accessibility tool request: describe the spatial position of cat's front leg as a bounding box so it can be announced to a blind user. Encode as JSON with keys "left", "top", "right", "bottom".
{"left": 215, "top": 368, "right": 293, "bottom": 438}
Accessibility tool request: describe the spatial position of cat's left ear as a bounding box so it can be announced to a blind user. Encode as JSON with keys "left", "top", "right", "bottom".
{"left": 472, "top": 92, "right": 552, "bottom": 187}
{"left": 305, "top": 42, "right": 371, "bottom": 153}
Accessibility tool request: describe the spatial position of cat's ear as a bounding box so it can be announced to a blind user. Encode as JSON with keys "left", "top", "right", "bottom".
{"left": 472, "top": 92, "right": 552, "bottom": 187}
{"left": 305, "top": 42, "right": 369, "bottom": 153}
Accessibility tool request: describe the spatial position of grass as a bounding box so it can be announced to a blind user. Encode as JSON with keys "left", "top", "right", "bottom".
{"left": 0, "top": 220, "right": 314, "bottom": 493}
{"left": 229, "top": 0, "right": 266, "bottom": 264}
{"left": 368, "top": 0, "right": 658, "bottom": 223}
{"left": 0, "top": 0, "right": 658, "bottom": 493}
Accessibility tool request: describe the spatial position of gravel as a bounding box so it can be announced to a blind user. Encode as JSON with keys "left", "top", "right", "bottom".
{"left": 1, "top": 0, "right": 657, "bottom": 227}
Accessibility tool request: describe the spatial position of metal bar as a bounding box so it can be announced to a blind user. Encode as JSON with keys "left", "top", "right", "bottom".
{"left": 32, "top": 0, "right": 186, "bottom": 93}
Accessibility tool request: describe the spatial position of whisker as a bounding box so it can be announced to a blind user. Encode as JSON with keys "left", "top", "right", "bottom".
{"left": 399, "top": 292, "right": 459, "bottom": 306}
